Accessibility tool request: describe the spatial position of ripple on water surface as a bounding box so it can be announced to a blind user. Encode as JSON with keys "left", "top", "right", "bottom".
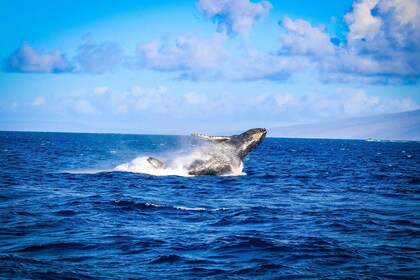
{"left": 0, "top": 132, "right": 419, "bottom": 279}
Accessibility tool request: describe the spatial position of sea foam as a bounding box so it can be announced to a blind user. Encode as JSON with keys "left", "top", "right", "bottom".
{"left": 115, "top": 145, "right": 245, "bottom": 177}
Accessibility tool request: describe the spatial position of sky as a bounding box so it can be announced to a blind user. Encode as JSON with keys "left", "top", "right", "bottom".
{"left": 0, "top": 0, "right": 419, "bottom": 135}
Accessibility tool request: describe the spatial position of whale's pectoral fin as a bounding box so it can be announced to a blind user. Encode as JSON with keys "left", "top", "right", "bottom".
{"left": 191, "top": 133, "right": 230, "bottom": 142}
{"left": 146, "top": 157, "right": 166, "bottom": 169}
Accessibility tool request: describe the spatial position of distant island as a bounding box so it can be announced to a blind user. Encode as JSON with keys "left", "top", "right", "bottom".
{"left": 269, "top": 109, "right": 420, "bottom": 141}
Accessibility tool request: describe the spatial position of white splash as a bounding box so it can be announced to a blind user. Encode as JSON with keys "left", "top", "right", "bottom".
{"left": 115, "top": 156, "right": 191, "bottom": 177}
{"left": 114, "top": 145, "right": 246, "bottom": 177}
{"left": 59, "top": 169, "right": 114, "bottom": 174}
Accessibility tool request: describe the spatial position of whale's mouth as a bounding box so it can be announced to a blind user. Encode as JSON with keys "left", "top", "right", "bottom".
{"left": 253, "top": 130, "right": 266, "bottom": 141}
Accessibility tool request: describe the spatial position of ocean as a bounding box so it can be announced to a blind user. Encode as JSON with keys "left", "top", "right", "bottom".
{"left": 1, "top": 131, "right": 419, "bottom": 279}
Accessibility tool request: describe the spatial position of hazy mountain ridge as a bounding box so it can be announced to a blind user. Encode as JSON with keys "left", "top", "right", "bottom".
{"left": 269, "top": 110, "right": 420, "bottom": 140}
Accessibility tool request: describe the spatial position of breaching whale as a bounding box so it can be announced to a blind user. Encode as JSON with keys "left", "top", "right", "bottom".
{"left": 147, "top": 128, "right": 267, "bottom": 176}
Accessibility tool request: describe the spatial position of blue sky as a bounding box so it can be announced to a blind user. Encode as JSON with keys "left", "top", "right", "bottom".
{"left": 0, "top": 0, "right": 419, "bottom": 134}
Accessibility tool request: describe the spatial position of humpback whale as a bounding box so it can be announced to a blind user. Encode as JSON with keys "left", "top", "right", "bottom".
{"left": 147, "top": 128, "right": 267, "bottom": 176}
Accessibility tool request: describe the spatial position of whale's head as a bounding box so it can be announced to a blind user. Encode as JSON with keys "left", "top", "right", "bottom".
{"left": 231, "top": 128, "right": 267, "bottom": 159}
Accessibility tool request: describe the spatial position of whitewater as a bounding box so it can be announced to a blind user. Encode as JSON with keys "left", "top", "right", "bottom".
{"left": 115, "top": 144, "right": 246, "bottom": 176}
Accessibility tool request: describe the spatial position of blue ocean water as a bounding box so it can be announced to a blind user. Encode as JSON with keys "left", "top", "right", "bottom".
{"left": 0, "top": 131, "right": 419, "bottom": 279}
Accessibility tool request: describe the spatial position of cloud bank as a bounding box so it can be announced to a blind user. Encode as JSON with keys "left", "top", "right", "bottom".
{"left": 239, "top": 0, "right": 420, "bottom": 84}
{"left": 3, "top": 0, "right": 420, "bottom": 84}
{"left": 41, "top": 84, "right": 418, "bottom": 124}
{"left": 133, "top": 0, "right": 420, "bottom": 84}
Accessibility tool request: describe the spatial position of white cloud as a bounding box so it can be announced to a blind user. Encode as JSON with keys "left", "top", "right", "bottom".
{"left": 94, "top": 86, "right": 109, "bottom": 95}
{"left": 121, "top": 86, "right": 418, "bottom": 122}
{"left": 5, "top": 41, "right": 73, "bottom": 73}
{"left": 345, "top": 0, "right": 382, "bottom": 42}
{"left": 55, "top": 88, "right": 100, "bottom": 116}
{"left": 346, "top": 0, "right": 420, "bottom": 49}
{"left": 105, "top": 85, "right": 171, "bottom": 114}
{"left": 129, "top": 0, "right": 273, "bottom": 81}
{"left": 133, "top": 86, "right": 169, "bottom": 113}
{"left": 69, "top": 88, "right": 87, "bottom": 97}
{"left": 196, "top": 0, "right": 272, "bottom": 36}
{"left": 231, "top": 48, "right": 311, "bottom": 82}
{"left": 75, "top": 35, "right": 123, "bottom": 74}
{"left": 0, "top": 101, "right": 18, "bottom": 111}
{"left": 135, "top": 33, "right": 229, "bottom": 79}
{"left": 73, "top": 99, "right": 97, "bottom": 115}
{"left": 31, "top": 96, "right": 46, "bottom": 106}
{"left": 7, "top": 0, "right": 418, "bottom": 85}
{"left": 115, "top": 105, "right": 128, "bottom": 114}
{"left": 338, "top": 0, "right": 420, "bottom": 82}
{"left": 274, "top": 93, "right": 295, "bottom": 108}
{"left": 244, "top": 88, "right": 419, "bottom": 122}
{"left": 46, "top": 83, "right": 418, "bottom": 131}
{"left": 184, "top": 91, "right": 207, "bottom": 105}
{"left": 229, "top": 16, "right": 335, "bottom": 82}
{"left": 130, "top": 85, "right": 143, "bottom": 95}
{"left": 279, "top": 17, "right": 336, "bottom": 57}
{"left": 255, "top": 0, "right": 420, "bottom": 84}
{"left": 307, "top": 89, "right": 418, "bottom": 118}
{"left": 131, "top": 0, "right": 420, "bottom": 84}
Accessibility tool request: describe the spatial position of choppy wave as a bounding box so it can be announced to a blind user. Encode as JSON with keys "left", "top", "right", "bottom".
{"left": 2, "top": 132, "right": 419, "bottom": 279}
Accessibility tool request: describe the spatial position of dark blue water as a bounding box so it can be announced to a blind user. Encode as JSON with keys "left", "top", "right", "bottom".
{"left": 1, "top": 131, "right": 419, "bottom": 279}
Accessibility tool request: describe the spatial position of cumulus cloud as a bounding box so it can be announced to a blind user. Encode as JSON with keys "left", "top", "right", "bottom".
{"left": 31, "top": 96, "right": 47, "bottom": 106}
{"left": 131, "top": 0, "right": 272, "bottom": 80}
{"left": 5, "top": 41, "right": 73, "bottom": 73}
{"left": 104, "top": 85, "right": 171, "bottom": 114}
{"left": 75, "top": 35, "right": 123, "bottom": 74}
{"left": 337, "top": 0, "right": 420, "bottom": 83}
{"left": 184, "top": 91, "right": 208, "bottom": 105}
{"left": 345, "top": 0, "right": 382, "bottom": 43}
{"left": 278, "top": 17, "right": 336, "bottom": 58}
{"left": 229, "top": 52, "right": 297, "bottom": 81}
{"left": 231, "top": 17, "right": 333, "bottom": 82}
{"left": 249, "top": 0, "right": 420, "bottom": 84}
{"left": 5, "top": 0, "right": 418, "bottom": 84}
{"left": 73, "top": 99, "right": 97, "bottom": 115}
{"left": 133, "top": 0, "right": 419, "bottom": 84}
{"left": 196, "top": 0, "right": 272, "bottom": 36}
{"left": 93, "top": 86, "right": 109, "bottom": 95}
{"left": 135, "top": 32, "right": 229, "bottom": 79}
{"left": 55, "top": 88, "right": 101, "bottom": 116}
